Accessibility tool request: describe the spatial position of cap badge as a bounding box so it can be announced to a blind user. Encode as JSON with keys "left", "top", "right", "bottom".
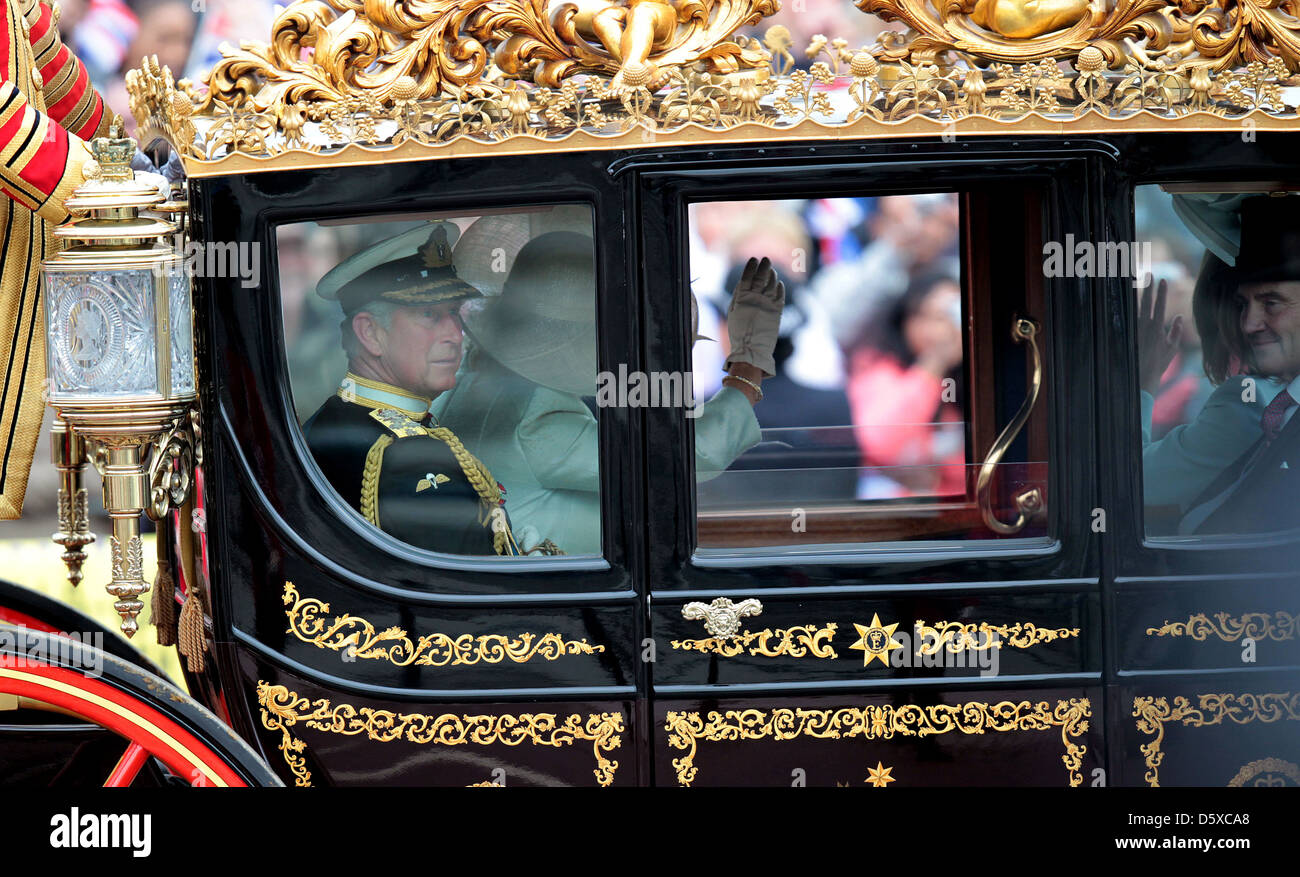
{"left": 419, "top": 225, "right": 454, "bottom": 269}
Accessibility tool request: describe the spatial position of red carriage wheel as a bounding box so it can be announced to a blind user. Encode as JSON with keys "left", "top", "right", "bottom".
{"left": 0, "top": 626, "right": 280, "bottom": 787}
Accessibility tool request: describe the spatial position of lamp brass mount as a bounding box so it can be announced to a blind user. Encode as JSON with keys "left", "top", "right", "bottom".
{"left": 51, "top": 418, "right": 94, "bottom": 587}
{"left": 147, "top": 416, "right": 194, "bottom": 521}
{"left": 43, "top": 125, "right": 196, "bottom": 638}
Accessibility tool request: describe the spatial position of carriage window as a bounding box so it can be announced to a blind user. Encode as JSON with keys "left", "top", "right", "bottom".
{"left": 278, "top": 204, "right": 601, "bottom": 558}
{"left": 1136, "top": 185, "right": 1300, "bottom": 539}
{"left": 691, "top": 193, "right": 1050, "bottom": 549}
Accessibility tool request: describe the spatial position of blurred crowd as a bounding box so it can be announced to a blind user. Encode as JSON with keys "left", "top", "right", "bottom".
{"left": 690, "top": 195, "right": 964, "bottom": 501}
{"left": 57, "top": 0, "right": 278, "bottom": 134}
{"left": 692, "top": 189, "right": 1213, "bottom": 504}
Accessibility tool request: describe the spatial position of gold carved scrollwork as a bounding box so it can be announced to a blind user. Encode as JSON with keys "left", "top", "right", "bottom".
{"left": 124, "top": 3, "right": 1300, "bottom": 172}
{"left": 669, "top": 616, "right": 1076, "bottom": 659}
{"left": 282, "top": 581, "right": 606, "bottom": 666}
{"left": 1133, "top": 691, "right": 1300, "bottom": 787}
{"left": 859, "top": 0, "right": 1171, "bottom": 67}
{"left": 126, "top": 57, "right": 201, "bottom": 157}
{"left": 147, "top": 416, "right": 195, "bottom": 521}
{"left": 1146, "top": 611, "right": 1299, "bottom": 642}
{"left": 671, "top": 623, "right": 839, "bottom": 657}
{"left": 200, "top": 0, "right": 775, "bottom": 115}
{"left": 666, "top": 698, "right": 1090, "bottom": 786}
{"left": 915, "top": 620, "right": 1080, "bottom": 653}
{"left": 858, "top": 0, "right": 1300, "bottom": 72}
{"left": 256, "top": 681, "right": 624, "bottom": 787}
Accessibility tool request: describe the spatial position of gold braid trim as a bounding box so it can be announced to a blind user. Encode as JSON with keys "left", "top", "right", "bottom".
{"left": 360, "top": 434, "right": 394, "bottom": 525}
{"left": 427, "top": 426, "right": 519, "bottom": 556}
{"left": 427, "top": 426, "right": 500, "bottom": 505}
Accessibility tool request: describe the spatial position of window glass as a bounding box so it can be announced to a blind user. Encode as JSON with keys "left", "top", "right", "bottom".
{"left": 690, "top": 194, "right": 1049, "bottom": 550}
{"left": 279, "top": 204, "right": 600, "bottom": 557}
{"left": 1136, "top": 185, "right": 1300, "bottom": 538}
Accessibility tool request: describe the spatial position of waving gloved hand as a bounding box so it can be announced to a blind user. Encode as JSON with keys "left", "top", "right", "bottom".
{"left": 724, "top": 256, "right": 786, "bottom": 377}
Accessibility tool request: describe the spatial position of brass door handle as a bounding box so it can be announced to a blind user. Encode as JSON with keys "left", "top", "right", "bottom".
{"left": 682, "top": 597, "right": 764, "bottom": 639}
{"left": 976, "top": 317, "right": 1044, "bottom": 535}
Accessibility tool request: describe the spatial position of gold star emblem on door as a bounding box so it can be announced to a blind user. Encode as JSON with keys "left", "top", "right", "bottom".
{"left": 849, "top": 613, "right": 903, "bottom": 668}
{"left": 865, "top": 762, "right": 896, "bottom": 787}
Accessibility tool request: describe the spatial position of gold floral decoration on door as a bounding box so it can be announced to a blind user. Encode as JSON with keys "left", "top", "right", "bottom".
{"left": 281, "top": 581, "right": 605, "bottom": 667}
{"left": 1133, "top": 691, "right": 1300, "bottom": 787}
{"left": 257, "top": 681, "right": 624, "bottom": 787}
{"left": 665, "top": 697, "right": 1091, "bottom": 786}
{"left": 1146, "top": 610, "right": 1299, "bottom": 642}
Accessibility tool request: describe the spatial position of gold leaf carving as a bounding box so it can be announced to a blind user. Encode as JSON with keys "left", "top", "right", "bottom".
{"left": 282, "top": 581, "right": 605, "bottom": 666}
{"left": 914, "top": 620, "right": 1080, "bottom": 653}
{"left": 1133, "top": 691, "right": 1300, "bottom": 787}
{"left": 665, "top": 698, "right": 1090, "bottom": 786}
{"left": 199, "top": 0, "right": 776, "bottom": 115}
{"left": 110, "top": 535, "right": 144, "bottom": 582}
{"left": 671, "top": 623, "right": 838, "bottom": 658}
{"left": 256, "top": 681, "right": 623, "bottom": 786}
{"left": 859, "top": 0, "right": 1172, "bottom": 66}
{"left": 124, "top": 5, "right": 1300, "bottom": 173}
{"left": 1146, "top": 611, "right": 1299, "bottom": 642}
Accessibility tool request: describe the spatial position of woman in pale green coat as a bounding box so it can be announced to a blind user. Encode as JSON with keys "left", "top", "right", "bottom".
{"left": 432, "top": 230, "right": 783, "bottom": 555}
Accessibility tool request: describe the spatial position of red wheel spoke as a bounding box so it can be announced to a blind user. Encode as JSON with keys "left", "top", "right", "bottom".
{"left": 104, "top": 742, "right": 150, "bottom": 787}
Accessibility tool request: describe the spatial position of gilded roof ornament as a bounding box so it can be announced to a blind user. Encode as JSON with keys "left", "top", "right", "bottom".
{"left": 124, "top": 0, "right": 1300, "bottom": 175}
{"left": 202, "top": 0, "right": 776, "bottom": 111}
{"left": 860, "top": 0, "right": 1300, "bottom": 70}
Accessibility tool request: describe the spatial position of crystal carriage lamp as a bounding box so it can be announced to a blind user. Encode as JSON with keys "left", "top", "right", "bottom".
{"left": 43, "top": 125, "right": 196, "bottom": 637}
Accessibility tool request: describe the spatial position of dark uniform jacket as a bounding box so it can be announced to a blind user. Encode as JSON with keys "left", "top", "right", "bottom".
{"left": 304, "top": 393, "right": 518, "bottom": 555}
{"left": 1190, "top": 412, "right": 1300, "bottom": 535}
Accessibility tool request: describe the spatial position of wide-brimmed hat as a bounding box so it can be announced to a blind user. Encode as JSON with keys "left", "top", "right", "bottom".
{"left": 453, "top": 205, "right": 593, "bottom": 297}
{"left": 464, "top": 231, "right": 598, "bottom": 396}
{"left": 317, "top": 221, "right": 482, "bottom": 315}
{"left": 1235, "top": 195, "right": 1300, "bottom": 285}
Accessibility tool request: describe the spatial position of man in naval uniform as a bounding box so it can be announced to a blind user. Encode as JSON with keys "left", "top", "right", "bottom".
{"left": 304, "top": 222, "right": 520, "bottom": 556}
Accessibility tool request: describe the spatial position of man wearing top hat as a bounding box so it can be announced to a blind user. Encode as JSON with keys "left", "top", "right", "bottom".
{"left": 303, "top": 222, "right": 521, "bottom": 556}
{"left": 1151, "top": 195, "right": 1300, "bottom": 535}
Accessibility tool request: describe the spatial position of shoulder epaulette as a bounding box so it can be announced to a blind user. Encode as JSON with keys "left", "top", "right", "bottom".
{"left": 369, "top": 407, "right": 428, "bottom": 438}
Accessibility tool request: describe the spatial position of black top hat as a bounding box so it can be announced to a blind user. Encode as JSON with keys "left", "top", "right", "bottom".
{"left": 1235, "top": 195, "right": 1300, "bottom": 285}
{"left": 317, "top": 223, "right": 483, "bottom": 315}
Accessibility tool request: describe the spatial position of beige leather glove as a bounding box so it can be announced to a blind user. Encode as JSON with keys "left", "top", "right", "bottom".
{"left": 725, "top": 256, "right": 786, "bottom": 377}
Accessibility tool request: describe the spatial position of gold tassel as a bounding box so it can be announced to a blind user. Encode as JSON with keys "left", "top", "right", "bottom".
{"left": 178, "top": 579, "right": 205, "bottom": 674}
{"left": 151, "top": 526, "right": 177, "bottom": 646}
{"left": 151, "top": 566, "right": 177, "bottom": 646}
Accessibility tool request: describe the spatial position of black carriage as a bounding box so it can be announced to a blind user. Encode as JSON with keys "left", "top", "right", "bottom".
{"left": 4, "top": 0, "right": 1300, "bottom": 788}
